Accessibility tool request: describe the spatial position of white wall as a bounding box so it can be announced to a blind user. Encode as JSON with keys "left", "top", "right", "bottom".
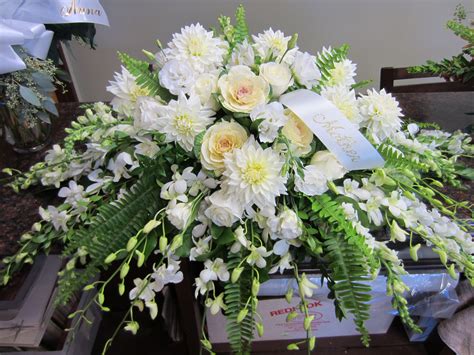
{"left": 64, "top": 0, "right": 472, "bottom": 102}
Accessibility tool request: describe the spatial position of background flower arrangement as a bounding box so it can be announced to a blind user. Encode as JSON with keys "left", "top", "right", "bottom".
{"left": 1, "top": 5, "right": 473, "bottom": 354}
{"left": 0, "top": 47, "right": 63, "bottom": 151}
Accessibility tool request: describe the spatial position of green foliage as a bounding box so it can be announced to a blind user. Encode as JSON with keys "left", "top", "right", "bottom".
{"left": 310, "top": 195, "right": 374, "bottom": 345}
{"left": 118, "top": 52, "right": 173, "bottom": 102}
{"left": 313, "top": 44, "right": 350, "bottom": 93}
{"left": 234, "top": 5, "right": 249, "bottom": 45}
{"left": 57, "top": 158, "right": 168, "bottom": 304}
{"left": 224, "top": 251, "right": 253, "bottom": 354}
{"left": 377, "top": 142, "right": 429, "bottom": 172}
{"left": 408, "top": 5, "right": 474, "bottom": 84}
{"left": 321, "top": 231, "right": 372, "bottom": 346}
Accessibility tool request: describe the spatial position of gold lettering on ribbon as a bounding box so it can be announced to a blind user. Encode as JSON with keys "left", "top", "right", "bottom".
{"left": 311, "top": 113, "right": 360, "bottom": 162}
{"left": 61, "top": 0, "right": 102, "bottom": 17}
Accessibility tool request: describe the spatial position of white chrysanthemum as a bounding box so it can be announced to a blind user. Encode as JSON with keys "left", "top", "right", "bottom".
{"left": 107, "top": 66, "right": 150, "bottom": 116}
{"left": 155, "top": 93, "right": 215, "bottom": 151}
{"left": 164, "top": 23, "right": 228, "bottom": 73}
{"left": 222, "top": 138, "right": 287, "bottom": 210}
{"left": 321, "top": 85, "right": 361, "bottom": 125}
{"left": 252, "top": 28, "right": 295, "bottom": 62}
{"left": 323, "top": 54, "right": 356, "bottom": 87}
{"left": 358, "top": 89, "right": 403, "bottom": 144}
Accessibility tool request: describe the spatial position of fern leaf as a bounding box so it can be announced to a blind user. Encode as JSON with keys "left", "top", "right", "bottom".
{"left": 322, "top": 231, "right": 372, "bottom": 346}
{"left": 118, "top": 52, "right": 173, "bottom": 102}
{"left": 224, "top": 251, "right": 253, "bottom": 354}
{"left": 234, "top": 5, "right": 249, "bottom": 45}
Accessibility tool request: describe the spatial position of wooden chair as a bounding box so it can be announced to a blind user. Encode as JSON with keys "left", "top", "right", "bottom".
{"left": 380, "top": 67, "right": 474, "bottom": 131}
{"left": 380, "top": 67, "right": 474, "bottom": 93}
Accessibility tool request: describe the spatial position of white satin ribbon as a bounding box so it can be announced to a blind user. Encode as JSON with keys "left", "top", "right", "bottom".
{"left": 0, "top": 0, "right": 109, "bottom": 75}
{"left": 280, "top": 89, "right": 385, "bottom": 171}
{"left": 0, "top": 19, "right": 54, "bottom": 74}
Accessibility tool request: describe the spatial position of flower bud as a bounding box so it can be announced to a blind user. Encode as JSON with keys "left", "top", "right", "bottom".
{"left": 252, "top": 279, "right": 260, "bottom": 297}
{"left": 309, "top": 336, "right": 316, "bottom": 350}
{"left": 159, "top": 236, "right": 168, "bottom": 253}
{"left": 98, "top": 292, "right": 105, "bottom": 305}
{"left": 410, "top": 244, "right": 421, "bottom": 262}
{"left": 127, "top": 237, "right": 138, "bottom": 251}
{"left": 135, "top": 250, "right": 145, "bottom": 267}
{"left": 256, "top": 322, "right": 264, "bottom": 337}
{"left": 304, "top": 315, "right": 314, "bottom": 330}
{"left": 120, "top": 263, "right": 130, "bottom": 279}
{"left": 231, "top": 267, "right": 244, "bottom": 283}
{"left": 285, "top": 287, "right": 293, "bottom": 303}
{"left": 236, "top": 309, "right": 248, "bottom": 323}
{"left": 286, "top": 311, "right": 298, "bottom": 322}
{"left": 143, "top": 219, "right": 161, "bottom": 234}
{"left": 288, "top": 33, "right": 298, "bottom": 50}
{"left": 118, "top": 283, "right": 125, "bottom": 296}
{"left": 447, "top": 264, "right": 458, "bottom": 280}
{"left": 287, "top": 343, "right": 299, "bottom": 350}
{"left": 104, "top": 253, "right": 117, "bottom": 264}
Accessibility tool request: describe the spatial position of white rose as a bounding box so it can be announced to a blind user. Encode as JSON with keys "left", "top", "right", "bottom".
{"left": 292, "top": 51, "right": 321, "bottom": 89}
{"left": 166, "top": 201, "right": 192, "bottom": 230}
{"left": 295, "top": 165, "right": 328, "bottom": 196}
{"left": 204, "top": 189, "right": 243, "bottom": 227}
{"left": 191, "top": 72, "right": 220, "bottom": 111}
{"left": 133, "top": 97, "right": 162, "bottom": 131}
{"left": 267, "top": 208, "right": 302, "bottom": 241}
{"left": 217, "top": 65, "right": 270, "bottom": 113}
{"left": 250, "top": 102, "right": 288, "bottom": 143}
{"left": 159, "top": 59, "right": 195, "bottom": 95}
{"left": 310, "top": 150, "right": 347, "bottom": 181}
{"left": 259, "top": 62, "right": 293, "bottom": 98}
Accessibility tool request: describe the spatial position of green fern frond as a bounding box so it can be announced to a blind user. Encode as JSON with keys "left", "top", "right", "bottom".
{"left": 313, "top": 44, "right": 350, "bottom": 92}
{"left": 57, "top": 159, "right": 169, "bottom": 304}
{"left": 321, "top": 230, "right": 372, "bottom": 346}
{"left": 224, "top": 251, "right": 253, "bottom": 354}
{"left": 234, "top": 5, "right": 249, "bottom": 45}
{"left": 118, "top": 52, "right": 173, "bottom": 102}
{"left": 310, "top": 195, "right": 375, "bottom": 345}
{"left": 377, "top": 142, "right": 429, "bottom": 171}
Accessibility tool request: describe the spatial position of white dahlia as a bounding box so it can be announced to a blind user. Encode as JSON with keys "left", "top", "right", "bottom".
{"left": 316, "top": 48, "right": 356, "bottom": 88}
{"left": 321, "top": 85, "right": 361, "bottom": 125}
{"left": 164, "top": 23, "right": 228, "bottom": 73}
{"left": 155, "top": 93, "right": 215, "bottom": 151}
{"left": 222, "top": 138, "right": 287, "bottom": 210}
{"left": 107, "top": 66, "right": 150, "bottom": 117}
{"left": 358, "top": 89, "right": 403, "bottom": 144}
{"left": 252, "top": 28, "right": 295, "bottom": 62}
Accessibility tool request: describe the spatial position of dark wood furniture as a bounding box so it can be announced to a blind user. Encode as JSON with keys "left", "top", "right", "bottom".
{"left": 380, "top": 67, "right": 474, "bottom": 93}
{"left": 380, "top": 67, "right": 474, "bottom": 132}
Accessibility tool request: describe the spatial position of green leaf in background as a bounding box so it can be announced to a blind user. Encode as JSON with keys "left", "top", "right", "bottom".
{"left": 19, "top": 85, "right": 41, "bottom": 107}
{"left": 32, "top": 72, "right": 56, "bottom": 92}
{"left": 37, "top": 111, "right": 51, "bottom": 124}
{"left": 42, "top": 99, "right": 59, "bottom": 116}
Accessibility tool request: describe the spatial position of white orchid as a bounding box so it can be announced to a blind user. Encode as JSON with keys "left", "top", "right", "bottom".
{"left": 247, "top": 245, "right": 272, "bottom": 268}
{"left": 200, "top": 258, "right": 229, "bottom": 283}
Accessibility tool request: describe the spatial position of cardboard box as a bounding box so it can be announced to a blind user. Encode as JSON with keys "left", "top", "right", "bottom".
{"left": 207, "top": 295, "right": 394, "bottom": 343}
{"left": 207, "top": 275, "right": 395, "bottom": 343}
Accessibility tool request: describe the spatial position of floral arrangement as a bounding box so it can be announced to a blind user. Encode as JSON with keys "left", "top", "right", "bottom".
{"left": 0, "top": 47, "right": 62, "bottom": 122}
{"left": 2, "top": 6, "right": 473, "bottom": 354}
